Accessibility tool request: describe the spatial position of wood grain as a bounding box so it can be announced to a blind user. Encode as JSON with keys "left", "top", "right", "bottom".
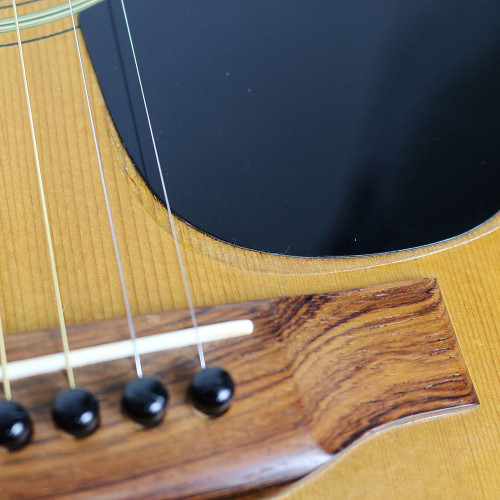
{"left": 0, "top": 1, "right": 498, "bottom": 498}
{"left": 0, "top": 279, "right": 476, "bottom": 499}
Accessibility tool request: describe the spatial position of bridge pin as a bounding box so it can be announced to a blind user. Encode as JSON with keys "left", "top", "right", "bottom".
{"left": 188, "top": 367, "right": 234, "bottom": 417}
{"left": 0, "top": 400, "right": 32, "bottom": 451}
{"left": 52, "top": 388, "right": 99, "bottom": 438}
{"left": 122, "top": 376, "right": 169, "bottom": 427}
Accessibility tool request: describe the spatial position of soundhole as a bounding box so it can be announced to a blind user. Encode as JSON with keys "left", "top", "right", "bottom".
{"left": 81, "top": 0, "right": 500, "bottom": 257}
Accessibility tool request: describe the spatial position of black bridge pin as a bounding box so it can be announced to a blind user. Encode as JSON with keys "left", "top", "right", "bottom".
{"left": 122, "top": 376, "right": 169, "bottom": 427}
{"left": 188, "top": 366, "right": 234, "bottom": 417}
{"left": 0, "top": 399, "right": 33, "bottom": 451}
{"left": 52, "top": 388, "right": 99, "bottom": 438}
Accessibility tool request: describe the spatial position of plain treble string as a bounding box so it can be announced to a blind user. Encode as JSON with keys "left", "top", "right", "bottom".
{"left": 118, "top": 0, "right": 206, "bottom": 369}
{"left": 0, "top": 317, "right": 11, "bottom": 400}
{"left": 66, "top": 0, "right": 143, "bottom": 378}
{"left": 11, "top": 0, "right": 75, "bottom": 389}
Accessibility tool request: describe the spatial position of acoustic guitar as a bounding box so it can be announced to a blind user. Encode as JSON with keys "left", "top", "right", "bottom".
{"left": 0, "top": 0, "right": 498, "bottom": 498}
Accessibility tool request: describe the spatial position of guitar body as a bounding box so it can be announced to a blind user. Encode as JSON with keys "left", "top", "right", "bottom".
{"left": 0, "top": 1, "right": 498, "bottom": 498}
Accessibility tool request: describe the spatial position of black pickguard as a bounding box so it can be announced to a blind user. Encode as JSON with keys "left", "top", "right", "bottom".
{"left": 80, "top": 0, "right": 500, "bottom": 257}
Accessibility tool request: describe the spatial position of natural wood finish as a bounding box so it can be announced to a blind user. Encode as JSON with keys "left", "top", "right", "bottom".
{"left": 0, "top": 1, "right": 499, "bottom": 498}
{"left": 0, "top": 279, "right": 476, "bottom": 499}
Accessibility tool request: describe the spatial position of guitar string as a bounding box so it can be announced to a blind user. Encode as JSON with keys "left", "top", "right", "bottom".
{"left": 0, "top": 317, "right": 11, "bottom": 400}
{"left": 6, "top": 3, "right": 497, "bottom": 380}
{"left": 67, "top": 0, "right": 143, "bottom": 378}
{"left": 11, "top": 0, "right": 75, "bottom": 389}
{"left": 118, "top": 0, "right": 206, "bottom": 369}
